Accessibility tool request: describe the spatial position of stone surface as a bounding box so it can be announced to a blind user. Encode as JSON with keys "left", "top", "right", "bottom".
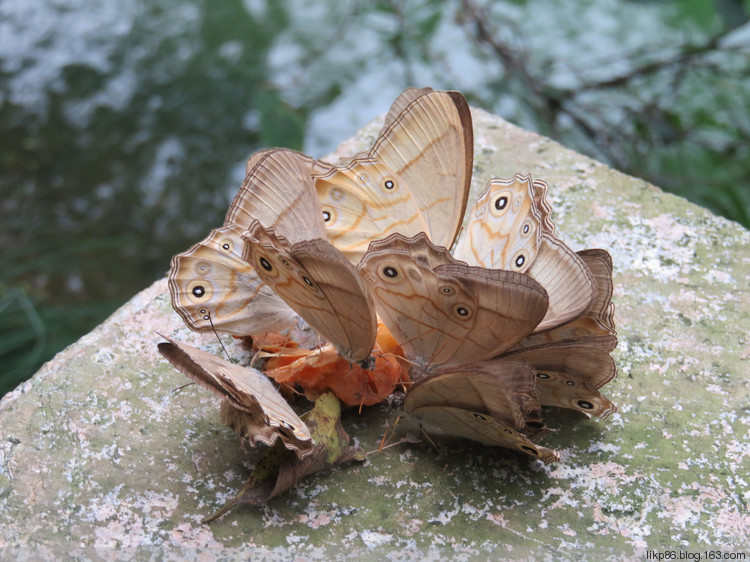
{"left": 1, "top": 107, "right": 748, "bottom": 559}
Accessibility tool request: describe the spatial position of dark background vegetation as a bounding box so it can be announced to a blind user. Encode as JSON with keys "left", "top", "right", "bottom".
{"left": 2, "top": 0, "right": 748, "bottom": 396}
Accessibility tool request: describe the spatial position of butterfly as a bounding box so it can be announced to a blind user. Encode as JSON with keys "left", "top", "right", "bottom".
{"left": 453, "top": 174, "right": 596, "bottom": 331}
{"left": 358, "top": 232, "right": 559, "bottom": 462}
{"left": 228, "top": 148, "right": 377, "bottom": 365}
{"left": 310, "top": 87, "right": 474, "bottom": 262}
{"left": 157, "top": 335, "right": 314, "bottom": 458}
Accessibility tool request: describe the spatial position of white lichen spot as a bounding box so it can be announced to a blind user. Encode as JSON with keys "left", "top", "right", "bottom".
{"left": 706, "top": 384, "right": 728, "bottom": 396}
{"left": 475, "top": 132, "right": 498, "bottom": 154}
{"left": 560, "top": 524, "right": 577, "bottom": 537}
{"left": 285, "top": 533, "right": 308, "bottom": 544}
{"left": 92, "top": 348, "right": 116, "bottom": 365}
{"left": 588, "top": 441, "right": 621, "bottom": 454}
{"left": 360, "top": 529, "right": 393, "bottom": 547}
{"left": 703, "top": 270, "right": 733, "bottom": 284}
{"left": 399, "top": 449, "right": 415, "bottom": 462}
{"left": 590, "top": 202, "right": 612, "bottom": 219}
{"left": 573, "top": 160, "right": 596, "bottom": 174}
{"left": 486, "top": 512, "right": 506, "bottom": 526}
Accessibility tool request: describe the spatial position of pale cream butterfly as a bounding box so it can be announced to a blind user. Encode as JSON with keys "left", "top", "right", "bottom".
{"left": 309, "top": 87, "right": 474, "bottom": 262}
{"left": 168, "top": 224, "right": 296, "bottom": 336}
{"left": 453, "top": 174, "right": 597, "bottom": 332}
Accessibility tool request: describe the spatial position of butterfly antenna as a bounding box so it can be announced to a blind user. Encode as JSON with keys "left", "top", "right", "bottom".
{"left": 365, "top": 415, "right": 402, "bottom": 455}
{"left": 249, "top": 340, "right": 263, "bottom": 369}
{"left": 280, "top": 381, "right": 305, "bottom": 398}
{"left": 171, "top": 381, "right": 197, "bottom": 394}
{"left": 358, "top": 377, "right": 367, "bottom": 415}
{"left": 379, "top": 326, "right": 440, "bottom": 363}
{"left": 207, "top": 313, "right": 232, "bottom": 362}
{"left": 421, "top": 428, "right": 442, "bottom": 453}
{"left": 379, "top": 415, "right": 401, "bottom": 452}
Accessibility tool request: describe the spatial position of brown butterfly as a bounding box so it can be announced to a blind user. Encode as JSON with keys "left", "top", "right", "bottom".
{"left": 158, "top": 335, "right": 314, "bottom": 458}
{"left": 358, "top": 233, "right": 559, "bottom": 462}
{"left": 228, "top": 148, "right": 377, "bottom": 365}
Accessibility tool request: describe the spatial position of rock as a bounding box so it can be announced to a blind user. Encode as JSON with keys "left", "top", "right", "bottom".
{"left": 1, "top": 107, "right": 748, "bottom": 558}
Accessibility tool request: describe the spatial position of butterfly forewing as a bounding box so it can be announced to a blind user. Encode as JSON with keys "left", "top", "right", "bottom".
{"left": 518, "top": 249, "right": 617, "bottom": 347}
{"left": 157, "top": 337, "right": 314, "bottom": 458}
{"left": 359, "top": 233, "right": 548, "bottom": 366}
{"left": 382, "top": 86, "right": 435, "bottom": 129}
{"left": 226, "top": 148, "right": 326, "bottom": 242}
{"left": 243, "top": 221, "right": 376, "bottom": 363}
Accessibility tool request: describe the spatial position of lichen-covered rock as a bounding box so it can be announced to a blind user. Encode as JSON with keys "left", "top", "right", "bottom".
{"left": 1, "top": 107, "right": 748, "bottom": 558}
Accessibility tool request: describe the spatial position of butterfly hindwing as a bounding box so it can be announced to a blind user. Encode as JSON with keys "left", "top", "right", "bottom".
{"left": 404, "top": 361, "right": 558, "bottom": 463}
{"left": 168, "top": 225, "right": 296, "bottom": 336}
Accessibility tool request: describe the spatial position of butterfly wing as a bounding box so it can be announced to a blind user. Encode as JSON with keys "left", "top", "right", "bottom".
{"left": 168, "top": 225, "right": 296, "bottom": 335}
{"left": 454, "top": 174, "right": 596, "bottom": 331}
{"left": 157, "top": 337, "right": 314, "bottom": 458}
{"left": 506, "top": 345, "right": 617, "bottom": 418}
{"left": 506, "top": 249, "right": 618, "bottom": 418}
{"left": 242, "top": 221, "right": 377, "bottom": 364}
{"left": 315, "top": 89, "right": 473, "bottom": 262}
{"left": 453, "top": 175, "right": 544, "bottom": 272}
{"left": 519, "top": 249, "right": 617, "bottom": 347}
{"left": 404, "top": 361, "right": 559, "bottom": 463}
{"left": 358, "top": 233, "right": 548, "bottom": 366}
{"left": 226, "top": 148, "right": 326, "bottom": 242}
{"left": 382, "top": 86, "right": 435, "bottom": 128}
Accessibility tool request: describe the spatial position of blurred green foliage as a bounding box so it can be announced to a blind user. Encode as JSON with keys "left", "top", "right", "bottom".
{"left": 1, "top": 0, "right": 747, "bottom": 396}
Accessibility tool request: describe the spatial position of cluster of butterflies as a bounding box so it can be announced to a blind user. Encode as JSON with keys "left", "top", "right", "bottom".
{"left": 158, "top": 87, "right": 617, "bottom": 466}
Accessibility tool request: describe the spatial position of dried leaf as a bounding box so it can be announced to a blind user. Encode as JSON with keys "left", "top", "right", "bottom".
{"left": 204, "top": 392, "right": 364, "bottom": 523}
